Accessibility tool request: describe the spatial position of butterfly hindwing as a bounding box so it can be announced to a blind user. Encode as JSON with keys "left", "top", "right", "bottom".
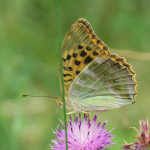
{"left": 68, "top": 55, "right": 137, "bottom": 111}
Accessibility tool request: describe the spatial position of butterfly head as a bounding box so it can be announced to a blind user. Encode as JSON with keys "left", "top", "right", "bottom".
{"left": 55, "top": 97, "right": 63, "bottom": 107}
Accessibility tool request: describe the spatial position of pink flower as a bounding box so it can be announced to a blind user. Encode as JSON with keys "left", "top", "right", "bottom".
{"left": 51, "top": 114, "right": 116, "bottom": 150}
{"left": 122, "top": 118, "right": 150, "bottom": 150}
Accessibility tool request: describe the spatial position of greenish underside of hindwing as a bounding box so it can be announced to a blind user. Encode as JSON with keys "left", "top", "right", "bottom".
{"left": 68, "top": 56, "right": 137, "bottom": 111}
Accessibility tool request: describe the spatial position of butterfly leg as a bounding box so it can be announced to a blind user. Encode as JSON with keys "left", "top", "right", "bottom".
{"left": 66, "top": 111, "right": 75, "bottom": 115}
{"left": 66, "top": 111, "right": 91, "bottom": 115}
{"left": 81, "top": 111, "right": 91, "bottom": 115}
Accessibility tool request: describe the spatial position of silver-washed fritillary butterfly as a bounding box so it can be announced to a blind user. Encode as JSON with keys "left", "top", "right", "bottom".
{"left": 55, "top": 18, "right": 138, "bottom": 113}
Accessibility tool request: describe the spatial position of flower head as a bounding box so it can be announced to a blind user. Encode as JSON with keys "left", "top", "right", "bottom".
{"left": 122, "top": 118, "right": 150, "bottom": 150}
{"left": 51, "top": 113, "right": 116, "bottom": 150}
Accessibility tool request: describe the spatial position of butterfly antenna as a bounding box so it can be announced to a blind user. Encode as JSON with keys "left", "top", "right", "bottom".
{"left": 39, "top": 87, "right": 57, "bottom": 98}
{"left": 22, "top": 95, "right": 56, "bottom": 98}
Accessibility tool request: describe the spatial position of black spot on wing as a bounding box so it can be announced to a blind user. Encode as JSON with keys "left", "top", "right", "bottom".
{"left": 92, "top": 34, "right": 96, "bottom": 39}
{"left": 67, "top": 67, "right": 73, "bottom": 71}
{"left": 78, "top": 45, "right": 83, "bottom": 49}
{"left": 62, "top": 58, "right": 66, "bottom": 62}
{"left": 73, "top": 53, "right": 77, "bottom": 58}
{"left": 116, "top": 58, "right": 124, "bottom": 62}
{"left": 123, "top": 63, "right": 130, "bottom": 68}
{"left": 63, "top": 74, "right": 72, "bottom": 77}
{"left": 64, "top": 79, "right": 73, "bottom": 82}
{"left": 67, "top": 54, "right": 71, "bottom": 60}
{"left": 76, "top": 71, "right": 80, "bottom": 75}
{"left": 84, "top": 56, "right": 93, "bottom": 64}
{"left": 78, "top": 20, "right": 86, "bottom": 25}
{"left": 97, "top": 39, "right": 103, "bottom": 45}
{"left": 93, "top": 51, "right": 99, "bottom": 56}
{"left": 110, "top": 54, "right": 117, "bottom": 58}
{"left": 103, "top": 45, "right": 108, "bottom": 50}
{"left": 114, "top": 62, "right": 122, "bottom": 69}
{"left": 80, "top": 50, "right": 87, "bottom": 57}
{"left": 75, "top": 59, "right": 81, "bottom": 66}
{"left": 86, "top": 46, "right": 92, "bottom": 51}
{"left": 86, "top": 25, "right": 89, "bottom": 29}
{"left": 63, "top": 67, "right": 73, "bottom": 71}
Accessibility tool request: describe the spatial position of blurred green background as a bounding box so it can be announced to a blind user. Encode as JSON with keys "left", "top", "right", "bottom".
{"left": 0, "top": 0, "right": 150, "bottom": 149}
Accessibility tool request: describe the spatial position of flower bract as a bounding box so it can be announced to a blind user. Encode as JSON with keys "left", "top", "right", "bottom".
{"left": 122, "top": 118, "right": 150, "bottom": 150}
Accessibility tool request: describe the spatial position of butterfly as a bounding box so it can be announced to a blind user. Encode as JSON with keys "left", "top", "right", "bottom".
{"left": 55, "top": 18, "right": 138, "bottom": 113}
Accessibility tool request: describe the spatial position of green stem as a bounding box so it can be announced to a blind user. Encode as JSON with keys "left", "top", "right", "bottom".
{"left": 55, "top": 0, "right": 68, "bottom": 149}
